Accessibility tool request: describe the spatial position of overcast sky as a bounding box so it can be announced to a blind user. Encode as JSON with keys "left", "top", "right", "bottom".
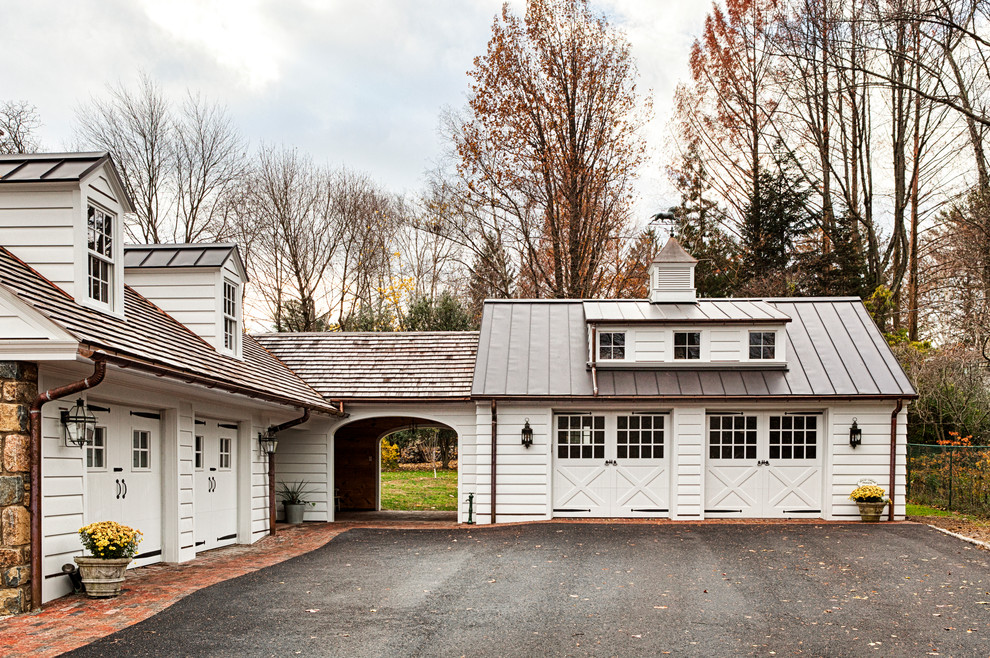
{"left": 3, "top": 0, "right": 710, "bottom": 223}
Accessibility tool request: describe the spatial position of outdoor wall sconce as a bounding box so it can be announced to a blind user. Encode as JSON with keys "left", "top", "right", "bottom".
{"left": 61, "top": 398, "right": 96, "bottom": 448}
{"left": 521, "top": 418, "right": 534, "bottom": 448}
{"left": 258, "top": 428, "right": 279, "bottom": 455}
{"left": 849, "top": 418, "right": 862, "bottom": 448}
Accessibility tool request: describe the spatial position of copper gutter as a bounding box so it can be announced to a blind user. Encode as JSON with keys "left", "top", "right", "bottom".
{"left": 889, "top": 399, "right": 904, "bottom": 522}
{"left": 29, "top": 353, "right": 107, "bottom": 611}
{"left": 490, "top": 399, "right": 497, "bottom": 524}
{"left": 264, "top": 409, "right": 311, "bottom": 536}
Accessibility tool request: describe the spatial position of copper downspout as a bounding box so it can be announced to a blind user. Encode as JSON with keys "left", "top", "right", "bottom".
{"left": 265, "top": 409, "right": 311, "bottom": 536}
{"left": 29, "top": 354, "right": 107, "bottom": 611}
{"left": 889, "top": 399, "right": 904, "bottom": 522}
{"left": 490, "top": 399, "right": 497, "bottom": 524}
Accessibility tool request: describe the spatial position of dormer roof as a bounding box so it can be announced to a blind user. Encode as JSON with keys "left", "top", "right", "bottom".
{"left": 0, "top": 152, "right": 133, "bottom": 212}
{"left": 124, "top": 243, "right": 248, "bottom": 282}
{"left": 652, "top": 237, "right": 697, "bottom": 264}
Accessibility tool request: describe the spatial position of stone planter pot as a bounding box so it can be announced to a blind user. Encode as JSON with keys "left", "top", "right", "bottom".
{"left": 284, "top": 502, "right": 306, "bottom": 524}
{"left": 856, "top": 500, "right": 888, "bottom": 522}
{"left": 73, "top": 556, "right": 132, "bottom": 598}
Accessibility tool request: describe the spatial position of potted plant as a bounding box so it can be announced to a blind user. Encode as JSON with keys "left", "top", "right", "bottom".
{"left": 75, "top": 521, "right": 142, "bottom": 598}
{"left": 849, "top": 485, "right": 889, "bottom": 522}
{"left": 279, "top": 480, "right": 315, "bottom": 524}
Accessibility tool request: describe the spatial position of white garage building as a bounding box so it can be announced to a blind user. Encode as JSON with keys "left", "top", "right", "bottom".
{"left": 0, "top": 152, "right": 916, "bottom": 615}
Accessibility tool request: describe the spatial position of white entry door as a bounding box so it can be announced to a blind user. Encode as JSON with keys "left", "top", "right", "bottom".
{"left": 194, "top": 420, "right": 238, "bottom": 552}
{"left": 705, "top": 413, "right": 822, "bottom": 518}
{"left": 85, "top": 403, "right": 162, "bottom": 567}
{"left": 553, "top": 413, "right": 670, "bottom": 517}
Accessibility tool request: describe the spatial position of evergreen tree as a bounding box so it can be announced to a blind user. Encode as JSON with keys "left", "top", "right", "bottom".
{"left": 667, "top": 139, "right": 740, "bottom": 297}
{"left": 402, "top": 292, "right": 475, "bottom": 331}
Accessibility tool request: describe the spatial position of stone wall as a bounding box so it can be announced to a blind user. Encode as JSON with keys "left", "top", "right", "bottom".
{"left": 0, "top": 361, "right": 37, "bottom": 615}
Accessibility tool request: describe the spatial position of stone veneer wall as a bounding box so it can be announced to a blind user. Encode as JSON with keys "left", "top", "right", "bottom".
{"left": 0, "top": 362, "right": 37, "bottom": 615}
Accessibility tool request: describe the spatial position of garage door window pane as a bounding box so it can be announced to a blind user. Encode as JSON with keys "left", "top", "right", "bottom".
{"left": 769, "top": 415, "right": 818, "bottom": 460}
{"left": 617, "top": 414, "right": 665, "bottom": 459}
{"left": 87, "top": 427, "right": 106, "bottom": 470}
{"left": 556, "top": 415, "right": 605, "bottom": 459}
{"left": 194, "top": 435, "right": 204, "bottom": 470}
{"left": 132, "top": 430, "right": 151, "bottom": 470}
{"left": 219, "top": 437, "right": 231, "bottom": 470}
{"left": 709, "top": 415, "right": 757, "bottom": 460}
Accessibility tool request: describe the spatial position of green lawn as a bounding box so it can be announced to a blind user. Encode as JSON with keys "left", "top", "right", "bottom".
{"left": 381, "top": 469, "right": 458, "bottom": 511}
{"left": 906, "top": 503, "right": 989, "bottom": 522}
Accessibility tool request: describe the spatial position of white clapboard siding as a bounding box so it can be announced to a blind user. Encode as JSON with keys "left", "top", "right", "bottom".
{"left": 275, "top": 425, "right": 331, "bottom": 521}
{"left": 827, "top": 404, "right": 907, "bottom": 520}
{"left": 0, "top": 191, "right": 76, "bottom": 296}
{"left": 672, "top": 407, "right": 705, "bottom": 518}
{"left": 125, "top": 269, "right": 224, "bottom": 350}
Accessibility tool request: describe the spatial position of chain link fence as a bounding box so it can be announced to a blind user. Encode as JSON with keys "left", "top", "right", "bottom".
{"left": 907, "top": 443, "right": 990, "bottom": 516}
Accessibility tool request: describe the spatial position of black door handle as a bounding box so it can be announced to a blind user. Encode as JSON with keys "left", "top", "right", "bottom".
{"left": 121, "top": 479, "right": 127, "bottom": 499}
{"left": 115, "top": 479, "right": 121, "bottom": 499}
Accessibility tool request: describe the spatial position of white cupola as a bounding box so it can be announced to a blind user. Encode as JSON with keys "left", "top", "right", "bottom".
{"left": 648, "top": 237, "right": 698, "bottom": 304}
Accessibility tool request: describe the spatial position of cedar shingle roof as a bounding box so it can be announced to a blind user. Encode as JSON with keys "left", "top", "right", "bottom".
{"left": 472, "top": 299, "right": 917, "bottom": 399}
{"left": 255, "top": 332, "right": 480, "bottom": 400}
{"left": 0, "top": 247, "right": 336, "bottom": 413}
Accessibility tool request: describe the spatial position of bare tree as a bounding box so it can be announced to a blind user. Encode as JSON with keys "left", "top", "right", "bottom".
{"left": 0, "top": 100, "right": 42, "bottom": 154}
{"left": 76, "top": 74, "right": 246, "bottom": 243}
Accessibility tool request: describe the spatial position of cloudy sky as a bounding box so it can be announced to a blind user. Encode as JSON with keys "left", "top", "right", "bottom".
{"left": 3, "top": 0, "right": 710, "bottom": 221}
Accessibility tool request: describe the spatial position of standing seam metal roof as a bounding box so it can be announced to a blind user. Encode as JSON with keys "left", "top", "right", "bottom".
{"left": 472, "top": 299, "right": 916, "bottom": 398}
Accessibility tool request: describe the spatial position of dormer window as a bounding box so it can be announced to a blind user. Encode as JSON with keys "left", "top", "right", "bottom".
{"left": 223, "top": 279, "right": 238, "bottom": 352}
{"left": 87, "top": 205, "right": 114, "bottom": 305}
{"left": 598, "top": 331, "right": 626, "bottom": 360}
{"left": 749, "top": 331, "right": 776, "bottom": 359}
{"left": 673, "top": 331, "right": 701, "bottom": 360}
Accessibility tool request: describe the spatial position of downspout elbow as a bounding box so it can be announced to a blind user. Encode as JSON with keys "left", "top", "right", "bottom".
{"left": 30, "top": 354, "right": 107, "bottom": 611}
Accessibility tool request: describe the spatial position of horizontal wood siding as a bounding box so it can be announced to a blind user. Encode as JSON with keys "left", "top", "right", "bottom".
{"left": 275, "top": 426, "right": 331, "bottom": 521}
{"left": 827, "top": 403, "right": 906, "bottom": 520}
{"left": 124, "top": 269, "right": 221, "bottom": 348}
{"left": 634, "top": 328, "right": 665, "bottom": 361}
{"left": 0, "top": 192, "right": 76, "bottom": 297}
{"left": 672, "top": 407, "right": 705, "bottom": 518}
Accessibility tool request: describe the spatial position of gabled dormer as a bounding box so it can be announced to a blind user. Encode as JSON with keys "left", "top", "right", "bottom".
{"left": 648, "top": 237, "right": 697, "bottom": 304}
{"left": 0, "top": 152, "right": 132, "bottom": 316}
{"left": 123, "top": 244, "right": 248, "bottom": 359}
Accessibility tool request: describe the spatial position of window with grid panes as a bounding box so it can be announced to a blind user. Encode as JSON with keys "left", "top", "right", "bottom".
{"left": 749, "top": 331, "right": 776, "bottom": 359}
{"left": 223, "top": 279, "right": 238, "bottom": 351}
{"left": 132, "top": 430, "right": 151, "bottom": 469}
{"left": 219, "top": 437, "right": 232, "bottom": 469}
{"left": 769, "top": 415, "right": 817, "bottom": 459}
{"left": 86, "top": 427, "right": 106, "bottom": 469}
{"left": 194, "top": 435, "right": 204, "bottom": 470}
{"left": 709, "top": 414, "right": 757, "bottom": 459}
{"left": 556, "top": 414, "right": 605, "bottom": 459}
{"left": 598, "top": 332, "right": 625, "bottom": 360}
{"left": 617, "top": 414, "right": 665, "bottom": 459}
{"left": 87, "top": 205, "right": 114, "bottom": 304}
{"left": 673, "top": 331, "right": 701, "bottom": 359}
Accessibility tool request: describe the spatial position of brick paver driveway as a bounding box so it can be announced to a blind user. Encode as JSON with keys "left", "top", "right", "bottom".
{"left": 69, "top": 523, "right": 990, "bottom": 656}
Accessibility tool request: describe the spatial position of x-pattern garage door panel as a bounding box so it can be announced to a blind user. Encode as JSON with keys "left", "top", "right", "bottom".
{"left": 705, "top": 413, "right": 822, "bottom": 518}
{"left": 553, "top": 413, "right": 670, "bottom": 517}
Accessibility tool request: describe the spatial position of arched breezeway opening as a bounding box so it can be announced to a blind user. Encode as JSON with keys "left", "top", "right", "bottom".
{"left": 332, "top": 416, "right": 458, "bottom": 516}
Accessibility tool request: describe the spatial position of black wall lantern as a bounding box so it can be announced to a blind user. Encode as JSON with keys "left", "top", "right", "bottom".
{"left": 849, "top": 418, "right": 862, "bottom": 448}
{"left": 521, "top": 418, "right": 534, "bottom": 448}
{"left": 61, "top": 398, "right": 96, "bottom": 448}
{"left": 258, "top": 428, "right": 279, "bottom": 455}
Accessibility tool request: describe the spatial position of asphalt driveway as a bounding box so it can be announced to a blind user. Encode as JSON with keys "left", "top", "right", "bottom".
{"left": 69, "top": 523, "right": 990, "bottom": 657}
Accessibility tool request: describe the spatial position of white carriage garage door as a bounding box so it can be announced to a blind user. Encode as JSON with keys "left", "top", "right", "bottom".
{"left": 552, "top": 412, "right": 670, "bottom": 517}
{"left": 705, "top": 412, "right": 823, "bottom": 518}
{"left": 85, "top": 403, "right": 163, "bottom": 567}
{"left": 194, "top": 420, "right": 239, "bottom": 552}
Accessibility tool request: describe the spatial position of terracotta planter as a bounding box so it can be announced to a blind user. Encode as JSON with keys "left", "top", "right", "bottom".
{"left": 284, "top": 502, "right": 306, "bottom": 524}
{"left": 856, "top": 500, "right": 888, "bottom": 522}
{"left": 74, "top": 556, "right": 132, "bottom": 598}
